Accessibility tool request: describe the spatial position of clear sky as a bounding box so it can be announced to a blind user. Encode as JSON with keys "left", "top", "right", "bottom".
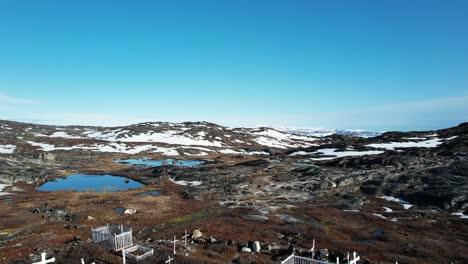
{"left": 1, "top": 0, "right": 467, "bottom": 131}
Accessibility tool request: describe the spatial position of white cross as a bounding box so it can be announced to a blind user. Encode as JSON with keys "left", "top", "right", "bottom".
{"left": 33, "top": 253, "right": 55, "bottom": 264}
{"left": 122, "top": 248, "right": 127, "bottom": 264}
{"left": 347, "top": 252, "right": 350, "bottom": 262}
{"left": 171, "top": 235, "right": 179, "bottom": 255}
{"left": 81, "top": 259, "right": 96, "bottom": 264}
{"left": 310, "top": 238, "right": 315, "bottom": 259}
{"left": 165, "top": 255, "right": 173, "bottom": 264}
{"left": 182, "top": 230, "right": 190, "bottom": 249}
{"left": 350, "top": 251, "right": 360, "bottom": 264}
{"left": 336, "top": 257, "right": 339, "bottom": 264}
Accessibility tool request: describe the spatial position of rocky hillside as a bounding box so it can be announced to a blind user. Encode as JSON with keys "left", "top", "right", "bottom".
{"left": 0, "top": 120, "right": 324, "bottom": 157}
{"left": 1, "top": 120, "right": 467, "bottom": 264}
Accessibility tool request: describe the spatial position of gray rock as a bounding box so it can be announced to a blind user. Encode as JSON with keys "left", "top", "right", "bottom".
{"left": 317, "top": 248, "right": 329, "bottom": 261}
{"left": 252, "top": 241, "right": 261, "bottom": 253}
{"left": 241, "top": 247, "right": 252, "bottom": 253}
{"left": 192, "top": 229, "right": 203, "bottom": 239}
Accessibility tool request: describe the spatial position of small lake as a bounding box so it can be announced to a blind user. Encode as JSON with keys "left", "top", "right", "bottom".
{"left": 36, "top": 174, "right": 145, "bottom": 192}
{"left": 115, "top": 158, "right": 205, "bottom": 167}
{"left": 292, "top": 162, "right": 316, "bottom": 167}
{"left": 136, "top": 190, "right": 161, "bottom": 197}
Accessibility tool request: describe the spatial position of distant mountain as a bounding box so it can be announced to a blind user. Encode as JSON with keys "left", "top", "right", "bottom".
{"left": 275, "top": 127, "right": 383, "bottom": 138}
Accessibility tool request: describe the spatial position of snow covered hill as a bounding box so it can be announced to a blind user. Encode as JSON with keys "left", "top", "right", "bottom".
{"left": 0, "top": 120, "right": 463, "bottom": 158}
{"left": 0, "top": 120, "right": 322, "bottom": 156}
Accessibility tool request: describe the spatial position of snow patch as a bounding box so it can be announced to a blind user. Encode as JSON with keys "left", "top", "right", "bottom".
{"left": 219, "top": 149, "right": 269, "bottom": 155}
{"left": 27, "top": 141, "right": 57, "bottom": 151}
{"left": 373, "top": 213, "right": 398, "bottom": 221}
{"left": 170, "top": 179, "right": 202, "bottom": 186}
{"left": 49, "top": 131, "right": 82, "bottom": 139}
{"left": 0, "top": 184, "right": 11, "bottom": 196}
{"left": 296, "top": 148, "right": 384, "bottom": 161}
{"left": 451, "top": 212, "right": 468, "bottom": 219}
{"left": 26, "top": 141, "right": 179, "bottom": 155}
{"left": 85, "top": 130, "right": 224, "bottom": 147}
{"left": 367, "top": 136, "right": 457, "bottom": 150}
{"left": 380, "top": 196, "right": 414, "bottom": 209}
{"left": 0, "top": 144, "right": 16, "bottom": 154}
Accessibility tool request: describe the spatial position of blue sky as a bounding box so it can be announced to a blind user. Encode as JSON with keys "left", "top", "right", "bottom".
{"left": 1, "top": 0, "right": 467, "bottom": 131}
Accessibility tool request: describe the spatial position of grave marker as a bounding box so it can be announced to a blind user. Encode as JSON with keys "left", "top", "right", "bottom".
{"left": 350, "top": 251, "right": 360, "bottom": 264}
{"left": 33, "top": 253, "right": 55, "bottom": 264}
{"left": 165, "top": 255, "right": 173, "bottom": 264}
{"left": 171, "top": 235, "right": 179, "bottom": 255}
{"left": 182, "top": 230, "right": 190, "bottom": 249}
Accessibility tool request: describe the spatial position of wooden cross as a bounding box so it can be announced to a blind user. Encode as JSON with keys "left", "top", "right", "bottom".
{"left": 350, "top": 251, "right": 360, "bottom": 264}
{"left": 33, "top": 253, "right": 55, "bottom": 264}
{"left": 182, "top": 230, "right": 190, "bottom": 249}
{"left": 171, "top": 235, "right": 179, "bottom": 255}
{"left": 165, "top": 255, "right": 173, "bottom": 264}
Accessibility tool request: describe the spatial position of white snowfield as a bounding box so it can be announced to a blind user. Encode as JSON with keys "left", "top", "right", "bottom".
{"left": 84, "top": 129, "right": 225, "bottom": 147}
{"left": 25, "top": 139, "right": 272, "bottom": 156}
{"left": 219, "top": 148, "right": 269, "bottom": 155}
{"left": 290, "top": 148, "right": 384, "bottom": 161}
{"left": 366, "top": 136, "right": 458, "bottom": 150}
{"left": 20, "top": 124, "right": 322, "bottom": 154}
{"left": 251, "top": 128, "right": 318, "bottom": 149}
{"left": 27, "top": 141, "right": 180, "bottom": 155}
{"left": 0, "top": 144, "right": 16, "bottom": 154}
{"left": 18, "top": 122, "right": 458, "bottom": 156}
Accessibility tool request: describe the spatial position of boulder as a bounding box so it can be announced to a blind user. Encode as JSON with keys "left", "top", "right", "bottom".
{"left": 192, "top": 229, "right": 203, "bottom": 239}
{"left": 317, "top": 248, "right": 329, "bottom": 261}
{"left": 124, "top": 209, "right": 137, "bottom": 214}
{"left": 251, "top": 241, "right": 261, "bottom": 253}
{"left": 208, "top": 236, "right": 217, "bottom": 244}
{"left": 241, "top": 247, "right": 252, "bottom": 253}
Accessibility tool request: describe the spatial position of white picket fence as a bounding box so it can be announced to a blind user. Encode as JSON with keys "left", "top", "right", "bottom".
{"left": 123, "top": 245, "right": 154, "bottom": 261}
{"left": 91, "top": 224, "right": 133, "bottom": 251}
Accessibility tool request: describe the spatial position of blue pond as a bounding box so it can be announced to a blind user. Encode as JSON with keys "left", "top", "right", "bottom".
{"left": 292, "top": 162, "right": 316, "bottom": 167}
{"left": 36, "top": 174, "right": 145, "bottom": 192}
{"left": 115, "top": 158, "right": 205, "bottom": 167}
{"left": 136, "top": 191, "right": 161, "bottom": 197}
